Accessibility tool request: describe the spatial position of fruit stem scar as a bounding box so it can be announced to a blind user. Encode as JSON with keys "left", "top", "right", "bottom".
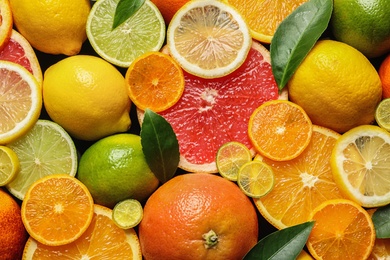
{"left": 202, "top": 229, "right": 218, "bottom": 248}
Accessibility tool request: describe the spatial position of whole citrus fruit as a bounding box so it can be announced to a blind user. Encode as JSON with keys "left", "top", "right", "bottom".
{"left": 43, "top": 55, "right": 131, "bottom": 141}
{"left": 9, "top": 0, "right": 90, "bottom": 55}
{"left": 380, "top": 54, "right": 390, "bottom": 98}
{"left": 138, "top": 173, "right": 259, "bottom": 260}
{"left": 77, "top": 134, "right": 159, "bottom": 208}
{"left": 288, "top": 40, "right": 382, "bottom": 133}
{"left": 0, "top": 188, "right": 28, "bottom": 259}
{"left": 150, "top": 0, "right": 190, "bottom": 24}
{"left": 330, "top": 0, "right": 390, "bottom": 58}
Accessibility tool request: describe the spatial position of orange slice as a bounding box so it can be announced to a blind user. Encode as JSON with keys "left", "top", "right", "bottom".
{"left": 367, "top": 208, "right": 390, "bottom": 259}
{"left": 0, "top": 0, "right": 13, "bottom": 50}
{"left": 126, "top": 51, "right": 185, "bottom": 112}
{"left": 21, "top": 174, "right": 94, "bottom": 246}
{"left": 307, "top": 199, "right": 375, "bottom": 260}
{"left": 248, "top": 100, "right": 312, "bottom": 161}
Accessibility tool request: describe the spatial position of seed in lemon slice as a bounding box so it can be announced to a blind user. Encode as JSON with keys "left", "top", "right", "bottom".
{"left": 331, "top": 125, "right": 390, "bottom": 208}
{"left": 0, "top": 60, "right": 42, "bottom": 145}
{"left": 375, "top": 98, "right": 390, "bottom": 132}
{"left": 86, "top": 0, "right": 165, "bottom": 68}
{"left": 216, "top": 141, "right": 252, "bottom": 181}
{"left": 6, "top": 120, "right": 78, "bottom": 200}
{"left": 0, "top": 146, "right": 19, "bottom": 186}
{"left": 167, "top": 0, "right": 252, "bottom": 78}
{"left": 113, "top": 199, "right": 144, "bottom": 229}
{"left": 237, "top": 161, "right": 274, "bottom": 198}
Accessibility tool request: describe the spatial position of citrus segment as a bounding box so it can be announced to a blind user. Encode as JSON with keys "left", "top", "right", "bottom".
{"left": 248, "top": 100, "right": 312, "bottom": 161}
{"left": 126, "top": 51, "right": 185, "bottom": 112}
{"left": 0, "top": 146, "right": 19, "bottom": 186}
{"left": 21, "top": 174, "right": 94, "bottom": 246}
{"left": 0, "top": 0, "right": 13, "bottom": 49}
{"left": 113, "top": 199, "right": 143, "bottom": 229}
{"left": 167, "top": 0, "right": 252, "bottom": 78}
{"left": 237, "top": 161, "right": 274, "bottom": 198}
{"left": 375, "top": 98, "right": 390, "bottom": 132}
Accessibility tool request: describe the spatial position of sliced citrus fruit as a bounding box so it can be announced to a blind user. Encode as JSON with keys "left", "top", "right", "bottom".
{"left": 237, "top": 161, "right": 274, "bottom": 198}
{"left": 0, "top": 145, "right": 19, "bottom": 186}
{"left": 331, "top": 125, "right": 390, "bottom": 208}
{"left": 6, "top": 120, "right": 78, "bottom": 200}
{"left": 23, "top": 204, "right": 142, "bottom": 259}
{"left": 254, "top": 125, "right": 346, "bottom": 229}
{"left": 307, "top": 199, "right": 375, "bottom": 260}
{"left": 86, "top": 0, "right": 165, "bottom": 67}
{"left": 113, "top": 199, "right": 143, "bottom": 229}
{"left": 21, "top": 174, "right": 94, "bottom": 246}
{"left": 367, "top": 208, "right": 390, "bottom": 259}
{"left": 126, "top": 51, "right": 185, "bottom": 112}
{"left": 248, "top": 100, "right": 313, "bottom": 161}
{"left": 0, "top": 60, "right": 42, "bottom": 145}
{"left": 375, "top": 98, "right": 390, "bottom": 132}
{"left": 167, "top": 0, "right": 252, "bottom": 78}
{"left": 0, "top": 0, "right": 12, "bottom": 49}
{"left": 216, "top": 141, "right": 252, "bottom": 181}
{"left": 225, "top": 0, "right": 308, "bottom": 43}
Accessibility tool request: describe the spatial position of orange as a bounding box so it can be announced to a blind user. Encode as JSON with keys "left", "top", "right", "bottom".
{"left": 23, "top": 204, "right": 142, "bottom": 259}
{"left": 0, "top": 188, "right": 28, "bottom": 260}
{"left": 380, "top": 54, "right": 390, "bottom": 99}
{"left": 254, "top": 125, "right": 346, "bottom": 230}
{"left": 367, "top": 208, "right": 390, "bottom": 259}
{"left": 21, "top": 174, "right": 94, "bottom": 246}
{"left": 306, "top": 199, "right": 375, "bottom": 260}
{"left": 138, "top": 173, "right": 258, "bottom": 259}
{"left": 248, "top": 100, "right": 312, "bottom": 161}
{"left": 150, "top": 0, "right": 189, "bottom": 24}
{"left": 126, "top": 51, "right": 185, "bottom": 112}
{"left": 0, "top": 0, "right": 12, "bottom": 50}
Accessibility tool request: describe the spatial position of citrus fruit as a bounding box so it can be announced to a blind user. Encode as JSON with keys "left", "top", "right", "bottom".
{"left": 367, "top": 208, "right": 390, "bottom": 260}
{"left": 0, "top": 0, "right": 12, "bottom": 50}
{"left": 331, "top": 0, "right": 390, "bottom": 58}
{"left": 6, "top": 120, "right": 78, "bottom": 200}
{"left": 125, "top": 51, "right": 185, "bottom": 112}
{"left": 0, "top": 60, "right": 42, "bottom": 145}
{"left": 150, "top": 0, "right": 189, "bottom": 24}
{"left": 225, "top": 0, "right": 308, "bottom": 43}
{"left": 0, "top": 29, "right": 43, "bottom": 86}
{"left": 375, "top": 98, "right": 390, "bottom": 132}
{"left": 77, "top": 133, "right": 159, "bottom": 208}
{"left": 43, "top": 55, "right": 131, "bottom": 141}
{"left": 23, "top": 204, "right": 142, "bottom": 259}
{"left": 216, "top": 141, "right": 252, "bottom": 181}
{"left": 138, "top": 173, "right": 258, "bottom": 260}
{"left": 297, "top": 250, "right": 314, "bottom": 260}
{"left": 0, "top": 188, "right": 28, "bottom": 260}
{"left": 254, "top": 125, "right": 346, "bottom": 230}
{"left": 9, "top": 0, "right": 91, "bottom": 55}
{"left": 306, "top": 199, "right": 375, "bottom": 260}
{"left": 331, "top": 125, "right": 390, "bottom": 208}
{"left": 0, "top": 146, "right": 19, "bottom": 186}
{"left": 237, "top": 160, "right": 274, "bottom": 198}
{"left": 141, "top": 41, "right": 287, "bottom": 173}
{"left": 86, "top": 0, "right": 165, "bottom": 67}
{"left": 248, "top": 100, "right": 313, "bottom": 161}
{"left": 112, "top": 199, "right": 143, "bottom": 229}
{"left": 288, "top": 39, "right": 382, "bottom": 133}
{"left": 379, "top": 54, "right": 390, "bottom": 99}
{"left": 167, "top": 0, "right": 251, "bottom": 79}
{"left": 21, "top": 174, "right": 94, "bottom": 246}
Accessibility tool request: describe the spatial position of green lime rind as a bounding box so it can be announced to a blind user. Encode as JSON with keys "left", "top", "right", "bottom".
{"left": 112, "top": 199, "right": 143, "bottom": 229}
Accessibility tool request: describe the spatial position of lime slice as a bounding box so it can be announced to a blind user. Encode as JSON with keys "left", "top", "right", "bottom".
{"left": 6, "top": 120, "right": 78, "bottom": 200}
{"left": 216, "top": 141, "right": 252, "bottom": 181}
{"left": 86, "top": 0, "right": 166, "bottom": 67}
{"left": 112, "top": 199, "right": 143, "bottom": 229}
{"left": 0, "top": 146, "right": 20, "bottom": 186}
{"left": 237, "top": 161, "right": 274, "bottom": 198}
{"left": 375, "top": 98, "right": 390, "bottom": 132}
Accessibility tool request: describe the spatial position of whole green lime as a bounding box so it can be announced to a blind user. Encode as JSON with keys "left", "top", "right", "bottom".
{"left": 331, "top": 0, "right": 390, "bottom": 58}
{"left": 77, "top": 134, "right": 159, "bottom": 208}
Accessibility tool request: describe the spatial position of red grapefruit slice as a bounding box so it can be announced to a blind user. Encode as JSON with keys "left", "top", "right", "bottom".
{"left": 139, "top": 41, "right": 287, "bottom": 173}
{"left": 0, "top": 0, "right": 12, "bottom": 50}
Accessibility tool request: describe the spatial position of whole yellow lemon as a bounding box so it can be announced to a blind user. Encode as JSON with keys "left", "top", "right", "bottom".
{"left": 43, "top": 55, "right": 131, "bottom": 141}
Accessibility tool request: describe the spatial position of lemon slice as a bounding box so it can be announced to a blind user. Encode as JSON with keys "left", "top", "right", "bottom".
{"left": 112, "top": 199, "right": 143, "bottom": 229}
{"left": 0, "top": 146, "right": 20, "bottom": 186}
{"left": 237, "top": 161, "right": 274, "bottom": 198}
{"left": 167, "top": 0, "right": 252, "bottom": 78}
{"left": 331, "top": 125, "right": 390, "bottom": 207}
{"left": 375, "top": 98, "right": 390, "bottom": 132}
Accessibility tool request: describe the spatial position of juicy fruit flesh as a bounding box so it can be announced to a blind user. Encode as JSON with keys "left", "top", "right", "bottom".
{"left": 0, "top": 37, "right": 33, "bottom": 74}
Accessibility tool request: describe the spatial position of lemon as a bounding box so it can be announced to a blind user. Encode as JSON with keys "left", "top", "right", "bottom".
{"left": 9, "top": 0, "right": 90, "bottom": 55}
{"left": 112, "top": 199, "right": 143, "bottom": 229}
{"left": 43, "top": 55, "right": 131, "bottom": 141}
{"left": 237, "top": 161, "right": 274, "bottom": 198}
{"left": 77, "top": 133, "right": 160, "bottom": 208}
{"left": 288, "top": 40, "right": 382, "bottom": 133}
{"left": 375, "top": 98, "right": 390, "bottom": 132}
{"left": 0, "top": 146, "right": 20, "bottom": 186}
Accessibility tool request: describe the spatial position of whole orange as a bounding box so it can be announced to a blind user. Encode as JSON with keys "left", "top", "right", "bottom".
{"left": 138, "top": 173, "right": 259, "bottom": 260}
{"left": 151, "top": 0, "right": 189, "bottom": 24}
{"left": 0, "top": 188, "right": 28, "bottom": 260}
{"left": 380, "top": 54, "right": 390, "bottom": 98}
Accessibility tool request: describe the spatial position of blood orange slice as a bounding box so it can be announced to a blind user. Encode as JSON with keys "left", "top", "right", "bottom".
{"left": 0, "top": 0, "right": 12, "bottom": 50}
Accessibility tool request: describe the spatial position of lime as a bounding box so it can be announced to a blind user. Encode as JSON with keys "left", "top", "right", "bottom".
{"left": 86, "top": 0, "right": 165, "bottom": 67}
{"left": 375, "top": 98, "right": 390, "bottom": 132}
{"left": 237, "top": 161, "right": 274, "bottom": 198}
{"left": 112, "top": 199, "right": 143, "bottom": 229}
{"left": 0, "top": 146, "right": 20, "bottom": 186}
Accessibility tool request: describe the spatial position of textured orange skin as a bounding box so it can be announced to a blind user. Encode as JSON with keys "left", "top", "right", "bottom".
{"left": 139, "top": 173, "right": 259, "bottom": 260}
{"left": 150, "top": 0, "right": 189, "bottom": 24}
{"left": 380, "top": 54, "right": 390, "bottom": 99}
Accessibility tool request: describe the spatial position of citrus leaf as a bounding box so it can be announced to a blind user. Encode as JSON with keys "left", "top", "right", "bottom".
{"left": 243, "top": 221, "right": 315, "bottom": 260}
{"left": 140, "top": 109, "right": 180, "bottom": 183}
{"left": 372, "top": 204, "right": 390, "bottom": 238}
{"left": 270, "top": 0, "right": 333, "bottom": 90}
{"left": 112, "top": 0, "right": 145, "bottom": 30}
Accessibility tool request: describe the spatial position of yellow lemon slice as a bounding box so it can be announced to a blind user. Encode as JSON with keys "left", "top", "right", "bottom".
{"left": 113, "top": 199, "right": 144, "bottom": 229}
{"left": 0, "top": 146, "right": 20, "bottom": 186}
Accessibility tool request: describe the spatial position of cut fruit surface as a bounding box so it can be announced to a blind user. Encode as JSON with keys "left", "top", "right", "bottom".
{"left": 0, "top": 146, "right": 19, "bottom": 186}
{"left": 375, "top": 98, "right": 390, "bottom": 132}
{"left": 112, "top": 199, "right": 144, "bottom": 229}
{"left": 0, "top": 0, "right": 13, "bottom": 49}
{"left": 237, "top": 161, "right": 274, "bottom": 198}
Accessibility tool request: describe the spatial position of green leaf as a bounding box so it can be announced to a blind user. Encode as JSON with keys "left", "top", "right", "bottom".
{"left": 112, "top": 0, "right": 145, "bottom": 30}
{"left": 140, "top": 109, "right": 180, "bottom": 183}
{"left": 270, "top": 0, "right": 333, "bottom": 90}
{"left": 243, "top": 221, "right": 315, "bottom": 260}
{"left": 372, "top": 204, "right": 390, "bottom": 238}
